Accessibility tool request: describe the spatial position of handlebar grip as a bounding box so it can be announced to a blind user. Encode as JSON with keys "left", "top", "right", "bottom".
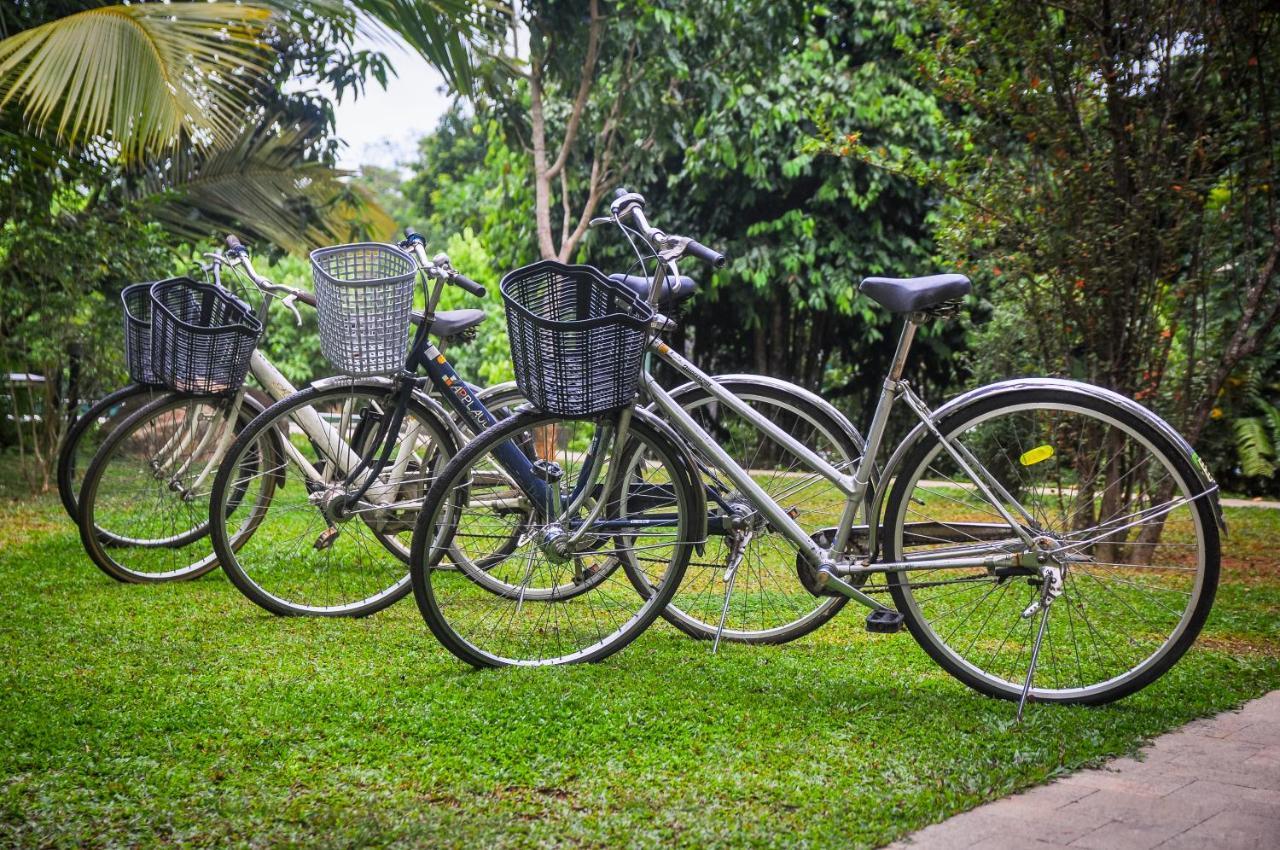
{"left": 686, "top": 239, "right": 728, "bottom": 269}
{"left": 451, "top": 272, "right": 486, "bottom": 297}
{"left": 225, "top": 234, "right": 245, "bottom": 252}
{"left": 295, "top": 289, "right": 317, "bottom": 308}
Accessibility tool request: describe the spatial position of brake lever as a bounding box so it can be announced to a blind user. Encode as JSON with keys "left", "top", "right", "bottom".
{"left": 281, "top": 292, "right": 303, "bottom": 326}
{"left": 589, "top": 216, "right": 613, "bottom": 229}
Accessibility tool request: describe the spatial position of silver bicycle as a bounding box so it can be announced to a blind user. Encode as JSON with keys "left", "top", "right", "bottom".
{"left": 411, "top": 190, "right": 1221, "bottom": 715}
{"left": 205, "top": 232, "right": 530, "bottom": 617}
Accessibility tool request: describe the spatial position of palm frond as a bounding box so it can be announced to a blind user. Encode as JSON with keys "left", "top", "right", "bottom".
{"left": 0, "top": 3, "right": 275, "bottom": 161}
{"left": 135, "top": 120, "right": 395, "bottom": 253}
{"left": 348, "top": 0, "right": 510, "bottom": 95}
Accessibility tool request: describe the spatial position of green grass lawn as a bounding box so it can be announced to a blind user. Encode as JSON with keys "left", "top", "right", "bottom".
{"left": 2, "top": 484, "right": 1277, "bottom": 849}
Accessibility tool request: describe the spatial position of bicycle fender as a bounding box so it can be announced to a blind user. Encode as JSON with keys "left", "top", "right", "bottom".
{"left": 630, "top": 406, "right": 708, "bottom": 555}
{"left": 868, "top": 378, "right": 1225, "bottom": 558}
{"left": 477, "top": 380, "right": 521, "bottom": 403}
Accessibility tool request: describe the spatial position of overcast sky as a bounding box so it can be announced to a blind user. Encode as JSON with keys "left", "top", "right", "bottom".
{"left": 329, "top": 36, "right": 454, "bottom": 171}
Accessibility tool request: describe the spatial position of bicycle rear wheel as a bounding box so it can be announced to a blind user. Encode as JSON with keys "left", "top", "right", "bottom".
{"left": 410, "top": 407, "right": 697, "bottom": 667}
{"left": 653, "top": 379, "right": 863, "bottom": 644}
{"left": 77, "top": 393, "right": 266, "bottom": 582}
{"left": 883, "top": 386, "right": 1219, "bottom": 706}
{"left": 210, "top": 381, "right": 456, "bottom": 617}
{"left": 57, "top": 384, "right": 167, "bottom": 523}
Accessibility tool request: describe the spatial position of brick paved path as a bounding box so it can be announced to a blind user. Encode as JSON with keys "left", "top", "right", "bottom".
{"left": 888, "top": 691, "right": 1280, "bottom": 850}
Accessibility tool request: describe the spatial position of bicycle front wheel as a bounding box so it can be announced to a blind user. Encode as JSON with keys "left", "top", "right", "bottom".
{"left": 410, "top": 408, "right": 697, "bottom": 667}
{"left": 210, "top": 381, "right": 456, "bottom": 617}
{"left": 77, "top": 393, "right": 264, "bottom": 582}
{"left": 883, "top": 386, "right": 1220, "bottom": 706}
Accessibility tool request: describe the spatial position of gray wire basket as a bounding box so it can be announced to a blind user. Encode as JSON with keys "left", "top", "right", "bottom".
{"left": 310, "top": 242, "right": 417, "bottom": 376}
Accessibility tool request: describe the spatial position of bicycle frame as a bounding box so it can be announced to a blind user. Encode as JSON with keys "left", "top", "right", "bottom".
{"left": 630, "top": 252, "right": 1064, "bottom": 614}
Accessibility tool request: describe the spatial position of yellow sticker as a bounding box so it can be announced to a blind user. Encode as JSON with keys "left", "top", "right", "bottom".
{"left": 1019, "top": 445, "right": 1055, "bottom": 466}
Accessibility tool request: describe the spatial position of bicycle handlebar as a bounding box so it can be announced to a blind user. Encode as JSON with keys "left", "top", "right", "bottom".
{"left": 399, "top": 230, "right": 487, "bottom": 298}
{"left": 449, "top": 272, "right": 486, "bottom": 297}
{"left": 608, "top": 187, "right": 728, "bottom": 269}
{"left": 213, "top": 235, "right": 305, "bottom": 306}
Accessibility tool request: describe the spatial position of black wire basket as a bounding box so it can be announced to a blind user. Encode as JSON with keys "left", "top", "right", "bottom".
{"left": 500, "top": 261, "right": 655, "bottom": 417}
{"left": 121, "top": 283, "right": 162, "bottom": 385}
{"left": 148, "top": 277, "right": 262, "bottom": 395}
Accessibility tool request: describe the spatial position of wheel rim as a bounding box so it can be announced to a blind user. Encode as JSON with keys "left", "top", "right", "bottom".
{"left": 217, "top": 387, "right": 449, "bottom": 615}
{"left": 888, "top": 401, "right": 1211, "bottom": 702}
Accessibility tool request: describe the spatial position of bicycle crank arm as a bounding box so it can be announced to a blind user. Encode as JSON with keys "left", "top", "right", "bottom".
{"left": 813, "top": 565, "right": 893, "bottom": 612}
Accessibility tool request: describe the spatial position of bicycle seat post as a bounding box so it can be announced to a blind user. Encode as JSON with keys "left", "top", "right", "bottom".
{"left": 852, "top": 317, "right": 919, "bottom": 494}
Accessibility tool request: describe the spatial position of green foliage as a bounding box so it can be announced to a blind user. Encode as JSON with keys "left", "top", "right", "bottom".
{"left": 0, "top": 201, "right": 171, "bottom": 488}
{"left": 0, "top": 0, "right": 433, "bottom": 489}
{"left": 406, "top": 111, "right": 537, "bottom": 274}
{"left": 435, "top": 228, "right": 515, "bottom": 387}
{"left": 137, "top": 118, "right": 397, "bottom": 254}
{"left": 407, "top": 1, "right": 959, "bottom": 430}
{"left": 403, "top": 112, "right": 536, "bottom": 387}
{"left": 1227, "top": 364, "right": 1280, "bottom": 484}
{"left": 0, "top": 2, "right": 274, "bottom": 161}
{"left": 653, "top": 0, "right": 958, "bottom": 414}
{"left": 892, "top": 0, "right": 1280, "bottom": 497}
{"left": 1233, "top": 415, "right": 1276, "bottom": 480}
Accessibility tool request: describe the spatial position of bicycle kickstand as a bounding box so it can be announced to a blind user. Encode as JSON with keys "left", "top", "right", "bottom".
{"left": 712, "top": 529, "right": 752, "bottom": 653}
{"left": 1016, "top": 564, "right": 1063, "bottom": 722}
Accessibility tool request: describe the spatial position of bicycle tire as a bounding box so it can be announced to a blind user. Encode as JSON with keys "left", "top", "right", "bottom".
{"left": 410, "top": 407, "right": 698, "bottom": 667}
{"left": 77, "top": 392, "right": 267, "bottom": 582}
{"left": 883, "top": 386, "right": 1220, "bottom": 706}
{"left": 57, "top": 384, "right": 167, "bottom": 523}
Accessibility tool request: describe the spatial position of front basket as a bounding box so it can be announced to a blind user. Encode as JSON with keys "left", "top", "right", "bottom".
{"left": 500, "top": 260, "right": 654, "bottom": 417}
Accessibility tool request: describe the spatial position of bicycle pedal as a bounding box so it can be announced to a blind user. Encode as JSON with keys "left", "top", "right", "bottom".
{"left": 865, "top": 609, "right": 905, "bottom": 633}
{"left": 313, "top": 526, "right": 340, "bottom": 551}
